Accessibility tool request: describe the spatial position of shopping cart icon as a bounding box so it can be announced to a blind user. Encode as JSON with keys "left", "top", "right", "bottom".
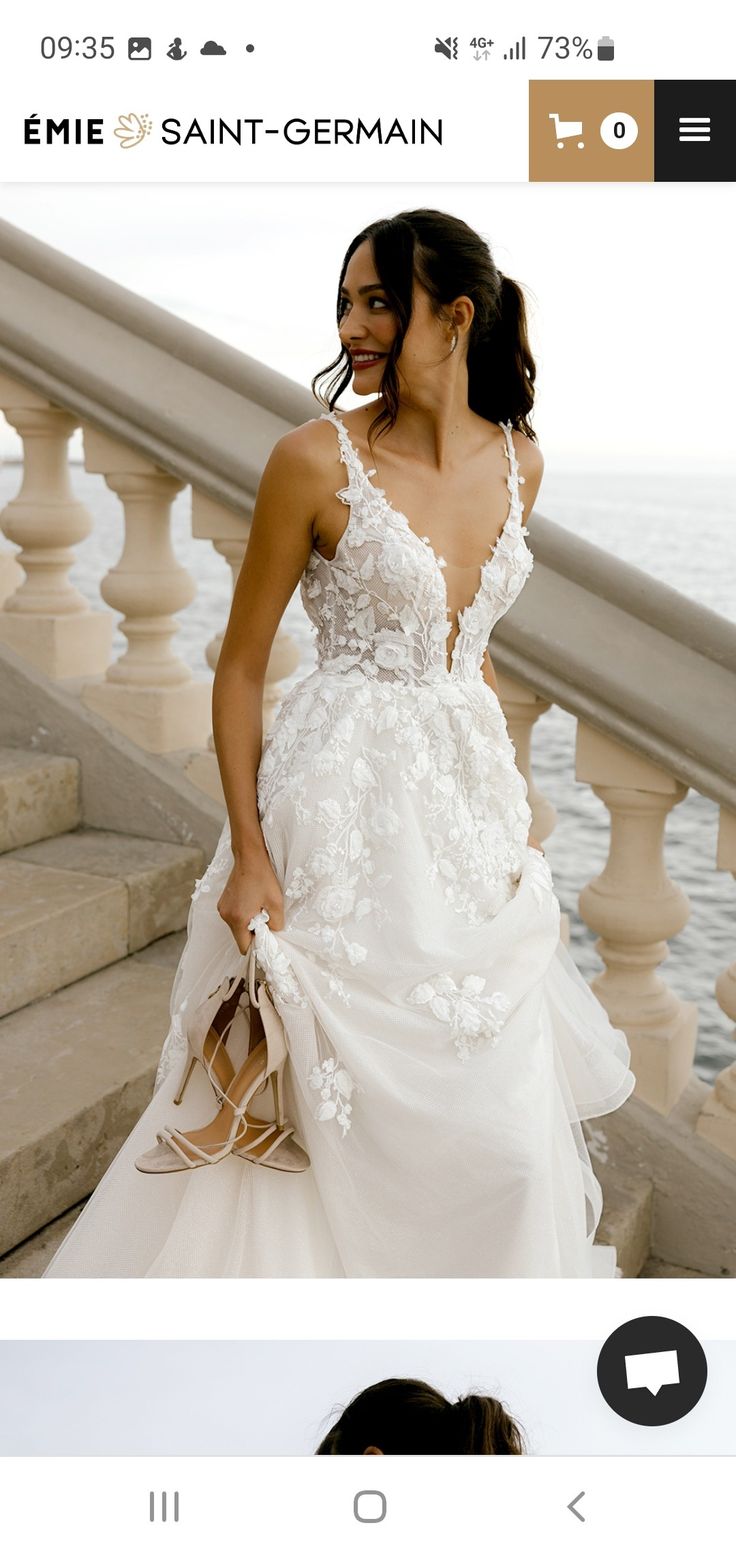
{"left": 549, "top": 112, "right": 585, "bottom": 149}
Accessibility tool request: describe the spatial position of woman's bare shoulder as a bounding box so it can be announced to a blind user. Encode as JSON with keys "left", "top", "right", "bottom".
{"left": 511, "top": 428, "right": 544, "bottom": 481}
{"left": 510, "top": 429, "right": 544, "bottom": 525}
{"left": 257, "top": 416, "right": 344, "bottom": 523}
{"left": 268, "top": 414, "right": 342, "bottom": 476}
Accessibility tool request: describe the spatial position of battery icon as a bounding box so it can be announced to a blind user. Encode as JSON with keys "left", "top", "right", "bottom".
{"left": 597, "top": 35, "right": 615, "bottom": 60}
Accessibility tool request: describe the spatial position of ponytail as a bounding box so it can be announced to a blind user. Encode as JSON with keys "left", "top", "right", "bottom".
{"left": 449, "top": 1392, "right": 526, "bottom": 1455}
{"left": 466, "top": 272, "right": 536, "bottom": 439}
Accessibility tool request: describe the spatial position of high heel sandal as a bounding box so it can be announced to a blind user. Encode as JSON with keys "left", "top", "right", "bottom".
{"left": 170, "top": 970, "right": 248, "bottom": 1107}
{"left": 233, "top": 944, "right": 309, "bottom": 1174}
{"left": 135, "top": 941, "right": 309, "bottom": 1174}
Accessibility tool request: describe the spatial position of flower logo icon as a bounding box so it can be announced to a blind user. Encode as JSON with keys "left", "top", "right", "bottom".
{"left": 114, "top": 112, "right": 152, "bottom": 148}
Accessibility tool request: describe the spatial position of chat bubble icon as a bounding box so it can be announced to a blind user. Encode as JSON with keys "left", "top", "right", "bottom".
{"left": 624, "top": 1349, "right": 680, "bottom": 1396}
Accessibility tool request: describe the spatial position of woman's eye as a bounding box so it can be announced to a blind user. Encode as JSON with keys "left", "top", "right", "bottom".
{"left": 339, "top": 296, "right": 388, "bottom": 315}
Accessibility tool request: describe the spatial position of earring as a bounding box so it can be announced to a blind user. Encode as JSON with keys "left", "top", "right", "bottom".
{"left": 449, "top": 331, "right": 458, "bottom": 353}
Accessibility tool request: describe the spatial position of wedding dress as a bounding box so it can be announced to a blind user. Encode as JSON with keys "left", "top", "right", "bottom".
{"left": 46, "top": 409, "right": 634, "bottom": 1279}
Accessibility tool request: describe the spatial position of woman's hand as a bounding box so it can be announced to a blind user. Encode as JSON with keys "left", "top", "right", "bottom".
{"left": 217, "top": 857, "right": 285, "bottom": 952}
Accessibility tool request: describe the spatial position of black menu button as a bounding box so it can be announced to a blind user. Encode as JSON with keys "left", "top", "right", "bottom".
{"left": 655, "top": 80, "right": 734, "bottom": 180}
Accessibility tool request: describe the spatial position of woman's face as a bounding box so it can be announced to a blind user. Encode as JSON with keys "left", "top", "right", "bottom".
{"left": 338, "top": 238, "right": 455, "bottom": 398}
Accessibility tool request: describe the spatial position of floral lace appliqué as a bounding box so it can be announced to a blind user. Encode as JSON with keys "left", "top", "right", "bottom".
{"left": 248, "top": 910, "right": 308, "bottom": 1006}
{"left": 408, "top": 971, "right": 512, "bottom": 1061}
{"left": 190, "top": 824, "right": 234, "bottom": 903}
{"left": 308, "top": 1056, "right": 355, "bottom": 1136}
{"left": 299, "top": 409, "right": 533, "bottom": 689}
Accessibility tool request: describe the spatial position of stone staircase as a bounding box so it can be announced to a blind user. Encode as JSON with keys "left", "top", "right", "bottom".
{"left": 0, "top": 747, "right": 204, "bottom": 1265}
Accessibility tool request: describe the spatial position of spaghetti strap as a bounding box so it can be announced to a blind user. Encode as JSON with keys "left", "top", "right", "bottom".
{"left": 498, "top": 419, "right": 526, "bottom": 523}
{"left": 320, "top": 408, "right": 362, "bottom": 511}
{"left": 319, "top": 409, "right": 377, "bottom": 481}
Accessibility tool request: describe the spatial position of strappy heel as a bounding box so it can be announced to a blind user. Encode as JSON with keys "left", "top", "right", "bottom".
{"left": 171, "top": 972, "right": 246, "bottom": 1106}
{"left": 232, "top": 945, "right": 310, "bottom": 1173}
{"left": 135, "top": 943, "right": 309, "bottom": 1174}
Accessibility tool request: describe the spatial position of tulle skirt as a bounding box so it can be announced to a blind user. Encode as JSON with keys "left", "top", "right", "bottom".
{"left": 45, "top": 830, "right": 634, "bottom": 1279}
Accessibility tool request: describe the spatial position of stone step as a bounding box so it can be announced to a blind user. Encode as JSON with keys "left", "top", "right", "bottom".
{"left": 595, "top": 1162, "right": 653, "bottom": 1279}
{"left": 640, "top": 1257, "right": 710, "bottom": 1278}
{"left": 0, "top": 931, "right": 186, "bottom": 1258}
{"left": 0, "top": 748, "right": 80, "bottom": 854}
{"left": 0, "top": 827, "right": 204, "bottom": 1018}
{"left": 0, "top": 1203, "right": 85, "bottom": 1279}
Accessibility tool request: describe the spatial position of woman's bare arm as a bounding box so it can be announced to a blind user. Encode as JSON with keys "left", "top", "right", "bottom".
{"left": 513, "top": 431, "right": 544, "bottom": 526}
{"left": 211, "top": 423, "right": 328, "bottom": 944}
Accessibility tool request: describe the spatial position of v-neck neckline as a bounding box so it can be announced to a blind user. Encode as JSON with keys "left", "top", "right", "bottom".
{"left": 329, "top": 408, "right": 521, "bottom": 676}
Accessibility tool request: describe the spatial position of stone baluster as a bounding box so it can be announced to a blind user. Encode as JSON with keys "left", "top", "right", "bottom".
{"left": 185, "top": 489, "right": 300, "bottom": 804}
{"left": 81, "top": 426, "right": 210, "bottom": 753}
{"left": 0, "top": 534, "right": 22, "bottom": 607}
{"left": 575, "top": 722, "right": 697, "bottom": 1115}
{"left": 0, "top": 374, "right": 112, "bottom": 675}
{"left": 497, "top": 674, "right": 557, "bottom": 841}
{"left": 697, "top": 805, "right": 736, "bottom": 1159}
{"left": 0, "top": 420, "right": 23, "bottom": 605}
{"left": 498, "top": 674, "right": 569, "bottom": 944}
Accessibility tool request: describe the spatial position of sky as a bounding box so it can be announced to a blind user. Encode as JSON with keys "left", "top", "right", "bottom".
{"left": 1, "top": 181, "right": 733, "bottom": 465}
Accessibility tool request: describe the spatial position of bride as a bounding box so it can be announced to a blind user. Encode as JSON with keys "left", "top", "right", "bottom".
{"left": 46, "top": 207, "right": 634, "bottom": 1279}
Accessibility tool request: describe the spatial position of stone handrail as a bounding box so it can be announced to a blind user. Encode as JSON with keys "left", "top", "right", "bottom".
{"left": 494, "top": 525, "right": 735, "bottom": 811}
{"left": 0, "top": 218, "right": 311, "bottom": 513}
{"left": 1, "top": 217, "right": 735, "bottom": 1184}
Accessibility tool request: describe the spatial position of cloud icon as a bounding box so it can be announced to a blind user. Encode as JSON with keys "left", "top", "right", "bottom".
{"left": 200, "top": 40, "right": 226, "bottom": 55}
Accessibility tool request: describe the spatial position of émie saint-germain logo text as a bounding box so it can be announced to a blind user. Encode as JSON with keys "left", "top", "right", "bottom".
{"left": 23, "top": 114, "right": 442, "bottom": 149}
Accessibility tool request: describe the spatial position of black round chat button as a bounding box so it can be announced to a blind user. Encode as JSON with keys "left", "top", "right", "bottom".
{"left": 597, "top": 1316, "right": 707, "bottom": 1426}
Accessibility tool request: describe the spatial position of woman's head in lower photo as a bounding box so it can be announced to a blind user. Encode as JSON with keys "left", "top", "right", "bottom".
{"left": 316, "top": 1377, "right": 526, "bottom": 1455}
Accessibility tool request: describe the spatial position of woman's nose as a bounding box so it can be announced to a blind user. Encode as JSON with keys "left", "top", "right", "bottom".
{"left": 341, "top": 322, "right": 367, "bottom": 345}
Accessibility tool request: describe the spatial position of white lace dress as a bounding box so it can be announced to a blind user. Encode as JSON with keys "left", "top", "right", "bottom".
{"left": 46, "top": 409, "right": 634, "bottom": 1279}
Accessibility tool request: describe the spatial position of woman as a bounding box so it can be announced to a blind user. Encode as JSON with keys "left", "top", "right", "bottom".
{"left": 316, "top": 1377, "right": 525, "bottom": 1454}
{"left": 46, "top": 208, "right": 634, "bottom": 1279}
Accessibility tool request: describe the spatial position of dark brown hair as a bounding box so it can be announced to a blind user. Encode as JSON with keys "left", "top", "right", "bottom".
{"left": 315, "top": 1377, "right": 526, "bottom": 1455}
{"left": 311, "top": 208, "right": 537, "bottom": 450}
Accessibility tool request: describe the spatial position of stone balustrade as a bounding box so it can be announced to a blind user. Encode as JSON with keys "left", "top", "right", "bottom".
{"left": 0, "top": 380, "right": 299, "bottom": 767}
{"left": 696, "top": 806, "right": 736, "bottom": 1160}
{"left": 0, "top": 372, "right": 112, "bottom": 676}
{"left": 499, "top": 670, "right": 736, "bottom": 1161}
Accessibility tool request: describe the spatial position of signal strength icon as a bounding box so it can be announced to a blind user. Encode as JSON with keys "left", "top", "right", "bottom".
{"left": 503, "top": 36, "right": 526, "bottom": 60}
